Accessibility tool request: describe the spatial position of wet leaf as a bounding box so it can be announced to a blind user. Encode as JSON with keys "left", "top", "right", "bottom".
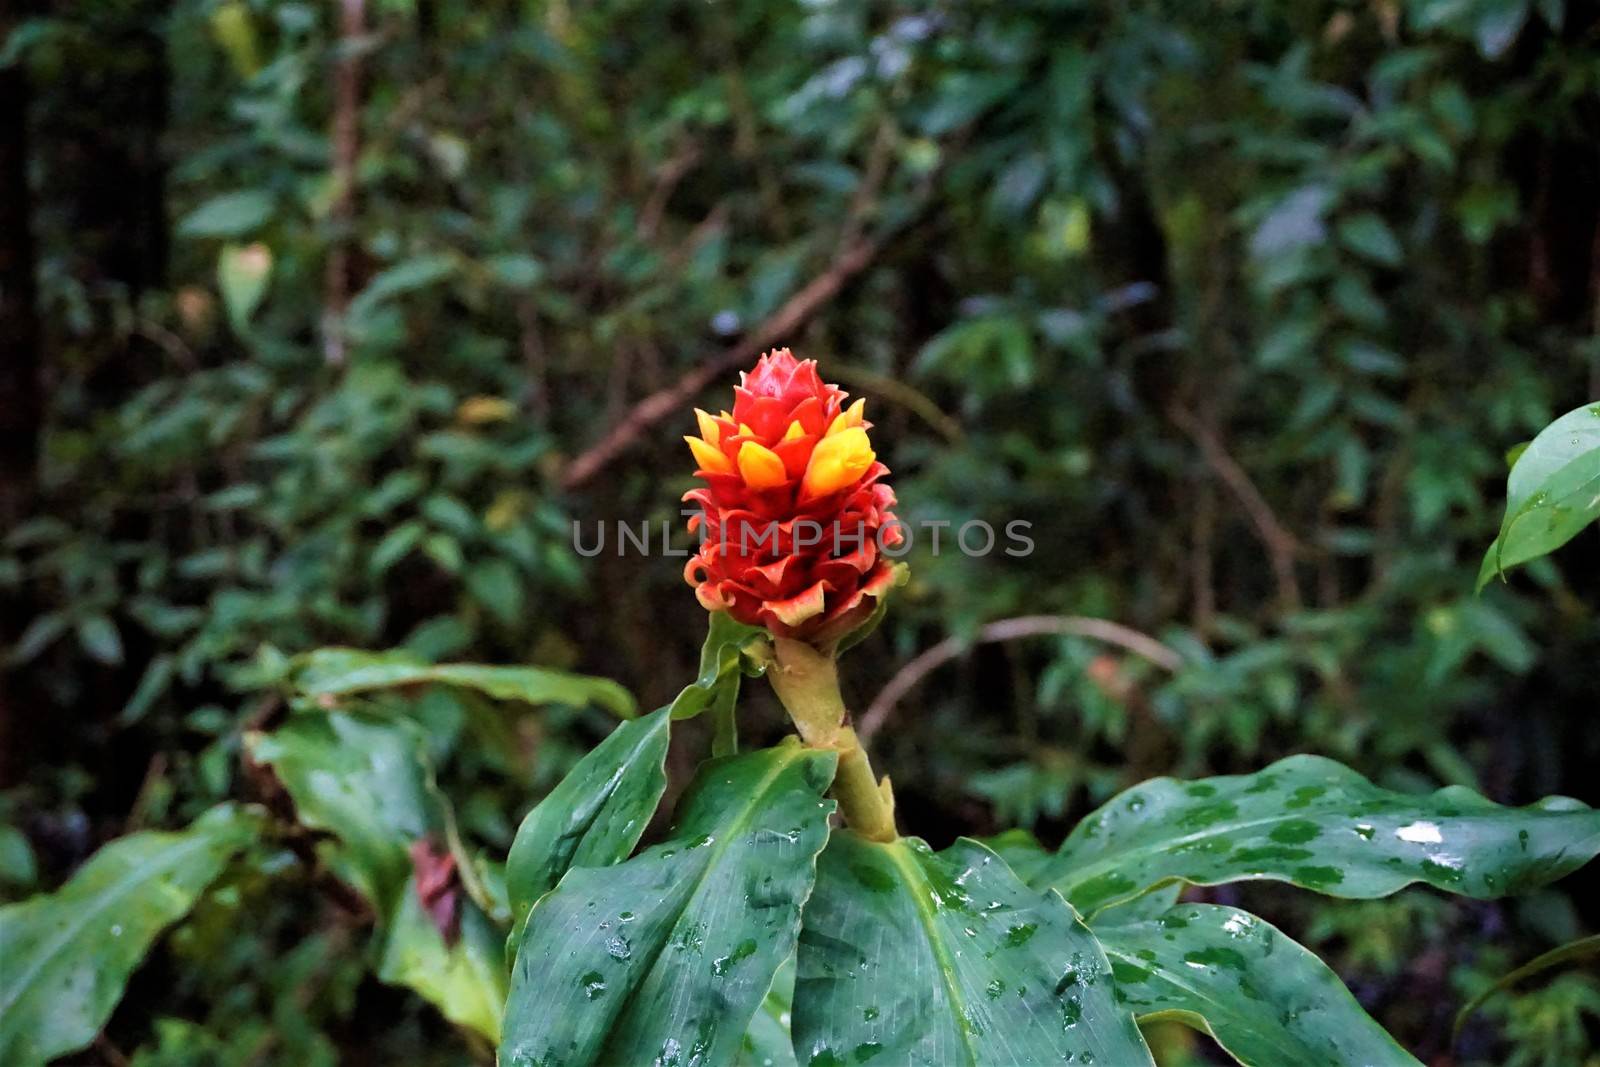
{"left": 1478, "top": 401, "right": 1600, "bottom": 588}
{"left": 794, "top": 833, "right": 1154, "bottom": 1067}
{"left": 500, "top": 742, "right": 836, "bottom": 1067}
{"left": 504, "top": 706, "right": 671, "bottom": 948}
{"left": 1037, "top": 755, "right": 1600, "bottom": 916}
{"left": 1096, "top": 903, "right": 1419, "bottom": 1066}
{"left": 0, "top": 805, "right": 260, "bottom": 1066}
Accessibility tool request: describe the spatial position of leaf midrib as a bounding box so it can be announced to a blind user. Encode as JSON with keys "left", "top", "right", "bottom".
{"left": 882, "top": 840, "right": 982, "bottom": 1067}
{"left": 594, "top": 745, "right": 827, "bottom": 1061}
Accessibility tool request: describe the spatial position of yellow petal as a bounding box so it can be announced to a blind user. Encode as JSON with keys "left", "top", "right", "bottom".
{"left": 802, "top": 426, "right": 875, "bottom": 498}
{"left": 685, "top": 435, "right": 734, "bottom": 474}
{"left": 719, "top": 410, "right": 732, "bottom": 421}
{"left": 825, "top": 412, "right": 849, "bottom": 436}
{"left": 737, "top": 441, "right": 789, "bottom": 490}
{"left": 738, "top": 423, "right": 756, "bottom": 439}
{"left": 694, "top": 408, "right": 720, "bottom": 445}
{"left": 845, "top": 397, "right": 866, "bottom": 426}
{"left": 783, "top": 419, "right": 806, "bottom": 442}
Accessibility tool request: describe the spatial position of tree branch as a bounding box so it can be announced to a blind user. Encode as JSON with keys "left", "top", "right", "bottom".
{"left": 1167, "top": 402, "right": 1304, "bottom": 613}
{"left": 858, "top": 615, "right": 1184, "bottom": 743}
{"left": 560, "top": 234, "right": 882, "bottom": 490}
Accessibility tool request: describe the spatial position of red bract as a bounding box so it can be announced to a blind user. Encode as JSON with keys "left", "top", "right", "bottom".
{"left": 683, "top": 349, "right": 903, "bottom": 645}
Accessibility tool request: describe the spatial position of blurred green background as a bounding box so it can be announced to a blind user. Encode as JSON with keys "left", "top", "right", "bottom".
{"left": 1, "top": 0, "right": 1597, "bottom": 1063}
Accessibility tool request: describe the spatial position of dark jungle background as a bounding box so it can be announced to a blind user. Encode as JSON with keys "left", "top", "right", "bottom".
{"left": 2, "top": 0, "right": 1598, "bottom": 1064}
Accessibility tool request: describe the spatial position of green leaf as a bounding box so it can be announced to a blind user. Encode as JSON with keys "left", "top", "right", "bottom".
{"left": 176, "top": 190, "right": 275, "bottom": 238}
{"left": 290, "top": 646, "right": 635, "bottom": 718}
{"left": 504, "top": 707, "right": 671, "bottom": 948}
{"left": 217, "top": 242, "right": 273, "bottom": 331}
{"left": 76, "top": 613, "right": 123, "bottom": 666}
{"left": 1096, "top": 903, "right": 1420, "bottom": 1067}
{"left": 483, "top": 252, "right": 545, "bottom": 289}
{"left": 7, "top": 613, "right": 66, "bottom": 664}
{"left": 1036, "top": 755, "right": 1600, "bottom": 916}
{"left": 1454, "top": 934, "right": 1600, "bottom": 1041}
{"left": 119, "top": 653, "right": 175, "bottom": 725}
{"left": 248, "top": 711, "right": 439, "bottom": 908}
{"left": 1336, "top": 212, "right": 1403, "bottom": 266}
{"left": 669, "top": 610, "right": 766, "bottom": 721}
{"left": 794, "top": 833, "right": 1154, "bottom": 1067}
{"left": 1478, "top": 401, "right": 1600, "bottom": 588}
{"left": 379, "top": 875, "right": 509, "bottom": 1044}
{"left": 499, "top": 741, "right": 837, "bottom": 1067}
{"left": 347, "top": 253, "right": 457, "bottom": 322}
{"left": 247, "top": 712, "right": 505, "bottom": 1041}
{"left": 0, "top": 805, "right": 260, "bottom": 1067}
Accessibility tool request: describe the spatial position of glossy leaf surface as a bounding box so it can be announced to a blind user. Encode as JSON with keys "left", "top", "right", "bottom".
{"left": 1038, "top": 755, "right": 1600, "bottom": 915}
{"left": 794, "top": 833, "right": 1154, "bottom": 1067}
{"left": 1479, "top": 401, "right": 1600, "bottom": 588}
{"left": 504, "top": 706, "right": 671, "bottom": 948}
{"left": 500, "top": 741, "right": 837, "bottom": 1067}
{"left": 0, "top": 805, "right": 259, "bottom": 1066}
{"left": 1097, "top": 903, "right": 1419, "bottom": 1067}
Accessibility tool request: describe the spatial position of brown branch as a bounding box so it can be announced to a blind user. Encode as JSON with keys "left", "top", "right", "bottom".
{"left": 1167, "top": 403, "right": 1304, "bottom": 613}
{"left": 322, "top": 0, "right": 365, "bottom": 366}
{"left": 858, "top": 615, "right": 1185, "bottom": 743}
{"left": 637, "top": 140, "right": 702, "bottom": 243}
{"left": 560, "top": 234, "right": 882, "bottom": 490}
{"left": 517, "top": 296, "right": 550, "bottom": 422}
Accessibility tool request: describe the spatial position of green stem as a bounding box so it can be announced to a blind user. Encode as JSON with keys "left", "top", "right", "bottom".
{"left": 767, "top": 637, "right": 898, "bottom": 842}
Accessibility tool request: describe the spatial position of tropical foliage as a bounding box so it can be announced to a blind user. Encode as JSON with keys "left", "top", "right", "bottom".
{"left": 3, "top": 0, "right": 1599, "bottom": 1064}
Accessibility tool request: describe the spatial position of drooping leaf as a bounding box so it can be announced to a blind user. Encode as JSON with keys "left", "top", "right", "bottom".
{"left": 246, "top": 712, "right": 505, "bottom": 1041}
{"left": 1096, "top": 903, "right": 1420, "bottom": 1067}
{"left": 1036, "top": 755, "right": 1600, "bottom": 916}
{"left": 499, "top": 741, "right": 837, "bottom": 1067}
{"left": 0, "top": 805, "right": 260, "bottom": 1067}
{"left": 1479, "top": 401, "right": 1600, "bottom": 589}
{"left": 793, "top": 833, "right": 1155, "bottom": 1067}
{"left": 504, "top": 706, "right": 671, "bottom": 948}
{"left": 289, "top": 646, "right": 635, "bottom": 718}
{"left": 1454, "top": 933, "right": 1600, "bottom": 1041}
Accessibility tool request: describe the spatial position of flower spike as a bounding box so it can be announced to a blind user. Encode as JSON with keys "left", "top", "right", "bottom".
{"left": 683, "top": 349, "right": 903, "bottom": 647}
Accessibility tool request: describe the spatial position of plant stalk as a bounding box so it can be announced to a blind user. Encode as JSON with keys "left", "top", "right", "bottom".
{"left": 767, "top": 637, "right": 897, "bottom": 842}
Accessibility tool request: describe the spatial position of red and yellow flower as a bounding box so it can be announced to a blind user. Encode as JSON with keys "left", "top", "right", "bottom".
{"left": 683, "top": 349, "right": 903, "bottom": 645}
